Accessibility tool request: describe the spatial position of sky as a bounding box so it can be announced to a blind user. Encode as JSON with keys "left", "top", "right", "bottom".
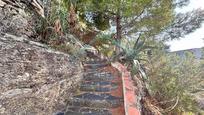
{"left": 166, "top": 0, "right": 204, "bottom": 51}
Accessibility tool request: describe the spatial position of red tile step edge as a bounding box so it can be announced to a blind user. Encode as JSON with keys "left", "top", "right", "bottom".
{"left": 112, "top": 62, "right": 140, "bottom": 115}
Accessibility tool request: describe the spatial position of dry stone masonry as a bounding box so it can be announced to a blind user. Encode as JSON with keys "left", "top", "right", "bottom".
{"left": 0, "top": 33, "right": 83, "bottom": 114}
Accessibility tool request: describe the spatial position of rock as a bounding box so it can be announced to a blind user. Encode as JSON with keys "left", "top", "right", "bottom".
{"left": 0, "top": 88, "right": 32, "bottom": 99}
{"left": 0, "top": 33, "right": 83, "bottom": 114}
{"left": 0, "top": 1, "right": 39, "bottom": 40}
{"left": 195, "top": 95, "right": 204, "bottom": 110}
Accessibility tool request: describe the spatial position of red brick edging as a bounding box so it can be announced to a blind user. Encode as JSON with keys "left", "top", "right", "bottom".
{"left": 112, "top": 62, "right": 140, "bottom": 115}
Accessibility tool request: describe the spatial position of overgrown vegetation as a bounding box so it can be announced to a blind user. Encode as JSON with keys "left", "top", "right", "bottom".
{"left": 147, "top": 47, "right": 204, "bottom": 114}
{"left": 29, "top": 0, "right": 204, "bottom": 114}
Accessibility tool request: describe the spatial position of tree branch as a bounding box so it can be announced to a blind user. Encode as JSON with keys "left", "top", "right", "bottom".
{"left": 162, "top": 96, "right": 179, "bottom": 113}
{"left": 121, "top": 1, "right": 152, "bottom": 30}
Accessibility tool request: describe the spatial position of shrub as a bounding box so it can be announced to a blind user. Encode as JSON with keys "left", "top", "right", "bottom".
{"left": 147, "top": 50, "right": 204, "bottom": 114}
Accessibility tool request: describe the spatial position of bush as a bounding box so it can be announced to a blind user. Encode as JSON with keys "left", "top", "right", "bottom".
{"left": 147, "top": 50, "right": 204, "bottom": 114}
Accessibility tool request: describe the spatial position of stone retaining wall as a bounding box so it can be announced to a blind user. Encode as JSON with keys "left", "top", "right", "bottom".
{"left": 0, "top": 34, "right": 83, "bottom": 114}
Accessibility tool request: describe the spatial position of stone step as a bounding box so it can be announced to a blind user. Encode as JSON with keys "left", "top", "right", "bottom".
{"left": 83, "top": 60, "right": 107, "bottom": 65}
{"left": 63, "top": 57, "right": 125, "bottom": 115}
{"left": 65, "top": 106, "right": 111, "bottom": 115}
{"left": 84, "top": 72, "right": 112, "bottom": 77}
{"left": 67, "top": 93, "right": 123, "bottom": 108}
{"left": 83, "top": 73, "right": 114, "bottom": 81}
{"left": 84, "top": 68, "right": 104, "bottom": 72}
{"left": 82, "top": 81, "right": 116, "bottom": 86}
{"left": 85, "top": 57, "right": 101, "bottom": 61}
{"left": 80, "top": 81, "right": 118, "bottom": 92}
{"left": 54, "top": 112, "right": 65, "bottom": 115}
{"left": 80, "top": 85, "right": 117, "bottom": 92}
{"left": 84, "top": 64, "right": 109, "bottom": 69}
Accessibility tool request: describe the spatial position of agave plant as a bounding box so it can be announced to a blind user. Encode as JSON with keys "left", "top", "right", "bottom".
{"left": 110, "top": 37, "right": 152, "bottom": 80}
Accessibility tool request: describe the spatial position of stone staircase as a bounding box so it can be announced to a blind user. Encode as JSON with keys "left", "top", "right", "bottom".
{"left": 64, "top": 58, "right": 125, "bottom": 115}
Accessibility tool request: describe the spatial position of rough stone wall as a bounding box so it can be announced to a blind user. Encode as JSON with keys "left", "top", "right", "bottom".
{"left": 0, "top": 34, "right": 83, "bottom": 114}
{"left": 0, "top": 0, "right": 39, "bottom": 39}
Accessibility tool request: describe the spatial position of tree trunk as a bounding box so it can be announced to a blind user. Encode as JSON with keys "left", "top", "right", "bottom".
{"left": 116, "top": 14, "right": 122, "bottom": 40}
{"left": 116, "top": 14, "right": 122, "bottom": 54}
